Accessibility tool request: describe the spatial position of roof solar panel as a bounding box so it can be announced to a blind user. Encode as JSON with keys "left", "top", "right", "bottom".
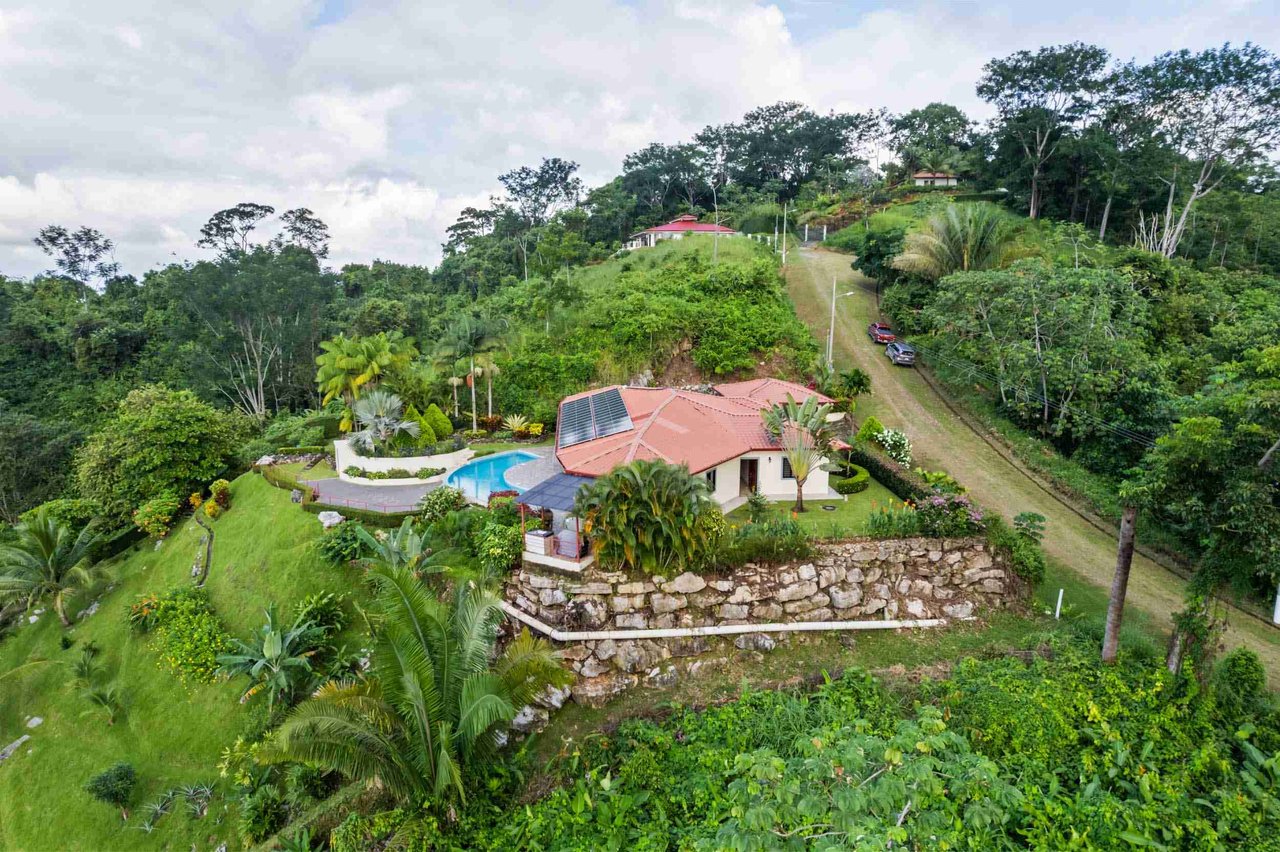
{"left": 558, "top": 397, "right": 594, "bottom": 448}
{"left": 590, "top": 388, "right": 633, "bottom": 439}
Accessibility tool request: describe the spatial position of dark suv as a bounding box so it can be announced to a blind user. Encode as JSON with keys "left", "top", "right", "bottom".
{"left": 885, "top": 341, "right": 916, "bottom": 366}
{"left": 867, "top": 322, "right": 896, "bottom": 344}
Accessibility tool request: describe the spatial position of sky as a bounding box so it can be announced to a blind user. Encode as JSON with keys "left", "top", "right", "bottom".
{"left": 0, "top": 0, "right": 1275, "bottom": 279}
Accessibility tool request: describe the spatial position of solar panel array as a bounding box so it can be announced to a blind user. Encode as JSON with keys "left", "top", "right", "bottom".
{"left": 557, "top": 388, "right": 634, "bottom": 448}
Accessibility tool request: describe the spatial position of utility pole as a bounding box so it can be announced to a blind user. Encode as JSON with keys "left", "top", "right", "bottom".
{"left": 827, "top": 279, "right": 857, "bottom": 368}
{"left": 781, "top": 202, "right": 788, "bottom": 265}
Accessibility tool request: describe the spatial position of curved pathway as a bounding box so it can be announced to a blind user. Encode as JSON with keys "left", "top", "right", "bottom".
{"left": 788, "top": 246, "right": 1280, "bottom": 680}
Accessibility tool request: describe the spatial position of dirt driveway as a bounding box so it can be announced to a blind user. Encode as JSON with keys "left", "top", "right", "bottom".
{"left": 787, "top": 246, "right": 1280, "bottom": 679}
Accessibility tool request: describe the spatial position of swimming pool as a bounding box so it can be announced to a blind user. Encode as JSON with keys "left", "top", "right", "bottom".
{"left": 445, "top": 450, "right": 538, "bottom": 504}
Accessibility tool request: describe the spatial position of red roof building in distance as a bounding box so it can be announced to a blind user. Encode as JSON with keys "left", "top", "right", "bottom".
{"left": 911, "top": 170, "right": 959, "bottom": 187}
{"left": 624, "top": 213, "right": 739, "bottom": 250}
{"left": 554, "top": 379, "right": 842, "bottom": 508}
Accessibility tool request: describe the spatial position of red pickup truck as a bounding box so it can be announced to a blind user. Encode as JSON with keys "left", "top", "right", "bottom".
{"left": 867, "top": 322, "right": 896, "bottom": 344}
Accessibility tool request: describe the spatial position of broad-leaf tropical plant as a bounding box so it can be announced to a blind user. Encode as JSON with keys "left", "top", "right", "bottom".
{"left": 0, "top": 508, "right": 101, "bottom": 627}
{"left": 266, "top": 566, "right": 569, "bottom": 807}
{"left": 574, "top": 459, "right": 717, "bottom": 572}
{"left": 762, "top": 394, "right": 838, "bottom": 513}
{"left": 217, "top": 606, "right": 327, "bottom": 711}
{"left": 891, "top": 203, "right": 1012, "bottom": 280}
{"left": 355, "top": 517, "right": 435, "bottom": 574}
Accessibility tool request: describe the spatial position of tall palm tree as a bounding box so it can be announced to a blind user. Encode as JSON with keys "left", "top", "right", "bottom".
{"left": 474, "top": 354, "right": 501, "bottom": 419}
{"left": 436, "top": 317, "right": 504, "bottom": 432}
{"left": 349, "top": 390, "right": 420, "bottom": 455}
{"left": 762, "top": 395, "right": 837, "bottom": 513}
{"left": 315, "top": 332, "right": 418, "bottom": 430}
{"left": 0, "top": 509, "right": 100, "bottom": 627}
{"left": 217, "top": 606, "right": 327, "bottom": 711}
{"left": 447, "top": 377, "right": 464, "bottom": 418}
{"left": 891, "top": 203, "right": 1011, "bottom": 280}
{"left": 266, "top": 566, "right": 568, "bottom": 807}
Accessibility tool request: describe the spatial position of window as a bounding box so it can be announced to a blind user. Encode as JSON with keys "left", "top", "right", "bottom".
{"left": 781, "top": 457, "right": 794, "bottom": 480}
{"left": 705, "top": 469, "right": 717, "bottom": 489}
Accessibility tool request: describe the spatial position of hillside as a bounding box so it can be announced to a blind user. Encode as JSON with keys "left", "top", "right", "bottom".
{"left": 0, "top": 475, "right": 364, "bottom": 851}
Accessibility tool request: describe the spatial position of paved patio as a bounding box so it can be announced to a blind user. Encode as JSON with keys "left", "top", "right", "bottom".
{"left": 303, "top": 477, "right": 435, "bottom": 513}
{"left": 503, "top": 448, "right": 560, "bottom": 490}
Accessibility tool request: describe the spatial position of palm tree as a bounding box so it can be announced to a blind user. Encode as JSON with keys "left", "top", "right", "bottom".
{"left": 447, "top": 377, "right": 464, "bottom": 418}
{"left": 315, "top": 332, "right": 417, "bottom": 430}
{"left": 762, "top": 395, "right": 837, "bottom": 513}
{"left": 436, "top": 317, "right": 504, "bottom": 432}
{"left": 349, "top": 390, "right": 420, "bottom": 455}
{"left": 891, "top": 203, "right": 1011, "bottom": 280}
{"left": 0, "top": 508, "right": 100, "bottom": 627}
{"left": 474, "top": 354, "right": 501, "bottom": 419}
{"left": 266, "top": 566, "right": 568, "bottom": 807}
{"left": 217, "top": 607, "right": 327, "bottom": 711}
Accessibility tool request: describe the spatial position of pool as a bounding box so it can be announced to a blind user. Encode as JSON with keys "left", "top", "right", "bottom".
{"left": 445, "top": 450, "right": 538, "bottom": 504}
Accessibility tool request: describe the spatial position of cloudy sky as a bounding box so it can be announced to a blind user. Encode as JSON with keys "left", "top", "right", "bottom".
{"left": 0, "top": 0, "right": 1275, "bottom": 279}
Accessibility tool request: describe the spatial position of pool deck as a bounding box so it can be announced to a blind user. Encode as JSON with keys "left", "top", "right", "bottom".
{"left": 302, "top": 446, "right": 556, "bottom": 515}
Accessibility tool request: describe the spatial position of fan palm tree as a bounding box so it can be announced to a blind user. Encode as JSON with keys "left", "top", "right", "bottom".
{"left": 0, "top": 508, "right": 101, "bottom": 627}
{"left": 891, "top": 203, "right": 1011, "bottom": 280}
{"left": 266, "top": 566, "right": 569, "bottom": 807}
{"left": 436, "top": 317, "right": 504, "bottom": 432}
{"left": 349, "top": 390, "right": 420, "bottom": 455}
{"left": 217, "top": 606, "right": 327, "bottom": 711}
{"left": 315, "top": 332, "right": 417, "bottom": 430}
{"left": 762, "top": 395, "right": 837, "bottom": 513}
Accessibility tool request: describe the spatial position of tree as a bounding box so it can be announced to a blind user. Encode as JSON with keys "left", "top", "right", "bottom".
{"left": 32, "top": 225, "right": 120, "bottom": 290}
{"left": 891, "top": 203, "right": 1012, "bottom": 279}
{"left": 978, "top": 43, "right": 1111, "bottom": 219}
{"left": 574, "top": 460, "right": 718, "bottom": 572}
{"left": 84, "top": 763, "right": 137, "bottom": 820}
{"left": 498, "top": 158, "right": 583, "bottom": 281}
{"left": 217, "top": 607, "right": 327, "bottom": 711}
{"left": 890, "top": 103, "right": 974, "bottom": 175}
{"left": 0, "top": 410, "right": 82, "bottom": 523}
{"left": 74, "top": 385, "right": 243, "bottom": 521}
{"left": 315, "top": 332, "right": 417, "bottom": 429}
{"left": 269, "top": 208, "right": 331, "bottom": 258}
{"left": 349, "top": 390, "right": 420, "bottom": 455}
{"left": 0, "top": 507, "right": 100, "bottom": 627}
{"left": 436, "top": 316, "right": 503, "bottom": 432}
{"left": 762, "top": 394, "right": 837, "bottom": 512}
{"left": 267, "top": 565, "right": 568, "bottom": 807}
{"left": 1131, "top": 43, "right": 1280, "bottom": 257}
{"left": 1101, "top": 504, "right": 1138, "bottom": 664}
{"left": 197, "top": 203, "right": 276, "bottom": 254}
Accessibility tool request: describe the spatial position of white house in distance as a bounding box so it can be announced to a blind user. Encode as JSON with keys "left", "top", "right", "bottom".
{"left": 623, "top": 213, "right": 739, "bottom": 250}
{"left": 912, "top": 171, "right": 959, "bottom": 187}
{"left": 553, "top": 379, "right": 842, "bottom": 510}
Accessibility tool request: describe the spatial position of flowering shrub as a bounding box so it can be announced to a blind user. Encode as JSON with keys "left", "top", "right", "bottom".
{"left": 209, "top": 479, "right": 232, "bottom": 508}
{"left": 203, "top": 500, "right": 223, "bottom": 520}
{"left": 420, "top": 486, "right": 467, "bottom": 523}
{"left": 476, "top": 522, "right": 522, "bottom": 576}
{"left": 188, "top": 491, "right": 204, "bottom": 510}
{"left": 129, "top": 588, "right": 231, "bottom": 684}
{"left": 527, "top": 423, "right": 544, "bottom": 439}
{"left": 915, "top": 492, "right": 984, "bottom": 537}
{"left": 133, "top": 492, "right": 181, "bottom": 538}
{"left": 876, "top": 428, "right": 913, "bottom": 466}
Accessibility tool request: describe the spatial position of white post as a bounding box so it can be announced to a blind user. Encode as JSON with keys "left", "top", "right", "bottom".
{"left": 1054, "top": 588, "right": 1064, "bottom": 620}
{"left": 823, "top": 224, "right": 827, "bottom": 241}
{"left": 804, "top": 223, "right": 809, "bottom": 242}
{"left": 773, "top": 224, "right": 778, "bottom": 254}
{"left": 827, "top": 276, "right": 836, "bottom": 368}
{"left": 1273, "top": 581, "right": 1280, "bottom": 624}
{"left": 781, "top": 203, "right": 788, "bottom": 265}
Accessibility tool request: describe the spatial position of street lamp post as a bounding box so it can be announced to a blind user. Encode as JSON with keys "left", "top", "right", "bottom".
{"left": 827, "top": 277, "right": 858, "bottom": 368}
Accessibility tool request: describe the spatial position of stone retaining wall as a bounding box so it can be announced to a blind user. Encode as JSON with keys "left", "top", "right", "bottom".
{"left": 505, "top": 537, "right": 1021, "bottom": 707}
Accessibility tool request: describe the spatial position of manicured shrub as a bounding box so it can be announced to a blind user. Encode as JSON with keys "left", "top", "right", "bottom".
{"left": 203, "top": 500, "right": 223, "bottom": 520}
{"left": 461, "top": 429, "right": 487, "bottom": 441}
{"left": 845, "top": 444, "right": 929, "bottom": 501}
{"left": 210, "top": 479, "right": 232, "bottom": 508}
{"left": 479, "top": 415, "right": 503, "bottom": 432}
{"left": 188, "top": 491, "right": 204, "bottom": 510}
{"left": 424, "top": 403, "right": 452, "bottom": 439}
{"left": 84, "top": 762, "right": 137, "bottom": 820}
{"left": 527, "top": 423, "right": 544, "bottom": 439}
{"left": 132, "top": 491, "right": 181, "bottom": 538}
{"left": 914, "top": 492, "right": 983, "bottom": 536}
{"left": 833, "top": 464, "right": 871, "bottom": 494}
{"left": 317, "top": 521, "right": 366, "bottom": 564}
{"left": 413, "top": 467, "right": 444, "bottom": 478}
{"left": 854, "top": 415, "right": 885, "bottom": 444}
{"left": 420, "top": 486, "right": 467, "bottom": 523}
{"left": 343, "top": 466, "right": 362, "bottom": 478}
{"left": 386, "top": 468, "right": 412, "bottom": 479}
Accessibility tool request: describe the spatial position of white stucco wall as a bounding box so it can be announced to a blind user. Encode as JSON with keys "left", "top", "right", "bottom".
{"left": 333, "top": 440, "right": 474, "bottom": 485}
{"left": 698, "top": 453, "right": 831, "bottom": 508}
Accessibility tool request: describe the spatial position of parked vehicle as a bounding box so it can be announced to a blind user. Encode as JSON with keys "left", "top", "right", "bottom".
{"left": 885, "top": 341, "right": 917, "bottom": 366}
{"left": 867, "top": 322, "right": 896, "bottom": 344}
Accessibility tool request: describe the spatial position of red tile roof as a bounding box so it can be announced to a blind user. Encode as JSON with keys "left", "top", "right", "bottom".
{"left": 555, "top": 380, "right": 834, "bottom": 477}
{"left": 632, "top": 213, "right": 737, "bottom": 236}
{"left": 912, "top": 171, "right": 956, "bottom": 178}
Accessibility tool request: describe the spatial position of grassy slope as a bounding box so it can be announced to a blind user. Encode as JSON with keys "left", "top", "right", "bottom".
{"left": 0, "top": 474, "right": 364, "bottom": 851}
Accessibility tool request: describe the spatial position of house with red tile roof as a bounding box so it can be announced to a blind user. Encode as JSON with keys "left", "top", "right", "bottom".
{"left": 912, "top": 170, "right": 958, "bottom": 187}
{"left": 554, "top": 378, "right": 840, "bottom": 509}
{"left": 624, "top": 213, "right": 739, "bottom": 250}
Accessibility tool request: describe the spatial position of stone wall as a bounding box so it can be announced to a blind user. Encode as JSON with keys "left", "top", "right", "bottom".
{"left": 505, "top": 537, "right": 1021, "bottom": 706}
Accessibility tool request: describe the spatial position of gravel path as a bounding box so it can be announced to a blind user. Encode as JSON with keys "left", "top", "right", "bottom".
{"left": 788, "top": 246, "right": 1280, "bottom": 680}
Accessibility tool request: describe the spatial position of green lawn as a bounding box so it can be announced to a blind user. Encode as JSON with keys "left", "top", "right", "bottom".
{"left": 727, "top": 478, "right": 900, "bottom": 538}
{"left": 0, "top": 474, "right": 366, "bottom": 851}
{"left": 276, "top": 458, "right": 337, "bottom": 480}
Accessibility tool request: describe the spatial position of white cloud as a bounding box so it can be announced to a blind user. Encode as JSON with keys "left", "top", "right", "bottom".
{"left": 0, "top": 0, "right": 1275, "bottom": 278}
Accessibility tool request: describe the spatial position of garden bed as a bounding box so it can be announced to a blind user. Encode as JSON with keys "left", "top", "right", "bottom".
{"left": 332, "top": 439, "right": 472, "bottom": 485}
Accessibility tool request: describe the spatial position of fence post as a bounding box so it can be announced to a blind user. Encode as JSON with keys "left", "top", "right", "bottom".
{"left": 1054, "top": 589, "right": 1064, "bottom": 620}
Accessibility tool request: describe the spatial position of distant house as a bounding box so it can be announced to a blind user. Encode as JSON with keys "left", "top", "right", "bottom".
{"left": 554, "top": 379, "right": 842, "bottom": 510}
{"left": 624, "top": 213, "right": 738, "bottom": 250}
{"left": 912, "top": 171, "right": 958, "bottom": 187}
